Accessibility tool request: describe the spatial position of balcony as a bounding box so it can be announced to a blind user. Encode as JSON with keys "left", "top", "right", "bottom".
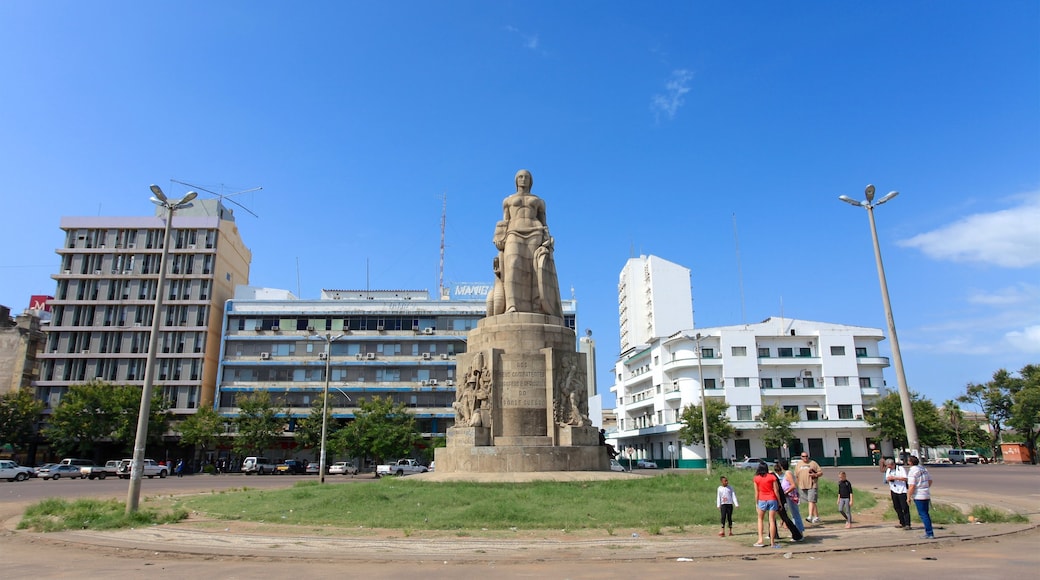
{"left": 855, "top": 356, "right": 890, "bottom": 366}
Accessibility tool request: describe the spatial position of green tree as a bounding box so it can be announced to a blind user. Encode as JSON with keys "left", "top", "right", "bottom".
{"left": 959, "top": 371, "right": 1015, "bottom": 455}
{"left": 941, "top": 399, "right": 964, "bottom": 449}
{"left": 232, "top": 391, "right": 285, "bottom": 456}
{"left": 341, "top": 396, "right": 420, "bottom": 464}
{"left": 867, "top": 391, "right": 946, "bottom": 450}
{"left": 0, "top": 389, "right": 43, "bottom": 454}
{"left": 677, "top": 399, "right": 734, "bottom": 451}
{"left": 178, "top": 405, "right": 226, "bottom": 465}
{"left": 292, "top": 398, "right": 331, "bottom": 451}
{"left": 1006, "top": 364, "right": 1040, "bottom": 464}
{"left": 44, "top": 381, "right": 167, "bottom": 459}
{"left": 756, "top": 404, "right": 796, "bottom": 456}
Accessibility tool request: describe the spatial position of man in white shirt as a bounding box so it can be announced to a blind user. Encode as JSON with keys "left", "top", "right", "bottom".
{"left": 884, "top": 458, "right": 911, "bottom": 529}
{"left": 906, "top": 455, "right": 935, "bottom": 539}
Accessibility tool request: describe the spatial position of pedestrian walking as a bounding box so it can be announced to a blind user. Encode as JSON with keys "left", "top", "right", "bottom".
{"left": 774, "top": 459, "right": 804, "bottom": 533}
{"left": 837, "top": 471, "right": 854, "bottom": 528}
{"left": 753, "top": 462, "right": 782, "bottom": 548}
{"left": 175, "top": 458, "right": 185, "bottom": 478}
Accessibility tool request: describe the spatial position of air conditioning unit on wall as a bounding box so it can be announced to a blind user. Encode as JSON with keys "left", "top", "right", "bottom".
{"left": 260, "top": 352, "right": 270, "bottom": 360}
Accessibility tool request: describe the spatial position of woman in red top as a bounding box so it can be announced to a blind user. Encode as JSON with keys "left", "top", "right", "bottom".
{"left": 753, "top": 461, "right": 782, "bottom": 547}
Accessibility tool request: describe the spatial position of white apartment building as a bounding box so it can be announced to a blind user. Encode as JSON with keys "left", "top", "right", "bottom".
{"left": 618, "top": 255, "right": 692, "bottom": 353}
{"left": 611, "top": 317, "right": 887, "bottom": 467}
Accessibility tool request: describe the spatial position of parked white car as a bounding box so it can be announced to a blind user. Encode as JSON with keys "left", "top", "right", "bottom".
{"left": 0, "top": 460, "right": 34, "bottom": 482}
{"left": 328, "top": 461, "right": 359, "bottom": 476}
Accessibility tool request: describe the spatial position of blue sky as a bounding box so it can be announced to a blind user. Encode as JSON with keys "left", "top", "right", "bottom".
{"left": 1, "top": 2, "right": 1037, "bottom": 409}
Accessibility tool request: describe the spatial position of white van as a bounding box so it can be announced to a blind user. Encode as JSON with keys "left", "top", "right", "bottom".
{"left": 948, "top": 449, "right": 980, "bottom": 464}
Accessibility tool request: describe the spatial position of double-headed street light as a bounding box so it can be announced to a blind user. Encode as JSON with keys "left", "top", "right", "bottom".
{"left": 127, "top": 185, "right": 196, "bottom": 514}
{"left": 838, "top": 184, "right": 920, "bottom": 458}
{"left": 312, "top": 333, "right": 345, "bottom": 484}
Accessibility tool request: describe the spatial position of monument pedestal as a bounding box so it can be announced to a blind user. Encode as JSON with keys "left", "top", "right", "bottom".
{"left": 435, "top": 312, "right": 608, "bottom": 473}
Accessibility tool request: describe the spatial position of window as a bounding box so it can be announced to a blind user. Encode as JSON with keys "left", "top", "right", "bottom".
{"left": 758, "top": 347, "right": 770, "bottom": 357}
{"left": 703, "top": 378, "right": 717, "bottom": 389}
{"left": 736, "top": 405, "right": 752, "bottom": 421}
{"left": 855, "top": 347, "right": 868, "bottom": 357}
{"left": 734, "top": 377, "right": 749, "bottom": 387}
{"left": 778, "top": 347, "right": 793, "bottom": 358}
{"left": 760, "top": 378, "right": 773, "bottom": 389}
{"left": 783, "top": 405, "right": 800, "bottom": 417}
{"left": 701, "top": 348, "right": 714, "bottom": 359}
{"left": 830, "top": 345, "right": 846, "bottom": 356}
{"left": 798, "top": 347, "right": 812, "bottom": 357}
{"left": 803, "top": 377, "right": 815, "bottom": 388}
{"left": 838, "top": 405, "right": 854, "bottom": 420}
{"left": 781, "top": 377, "right": 797, "bottom": 388}
{"left": 834, "top": 376, "right": 849, "bottom": 386}
{"left": 731, "top": 346, "right": 747, "bottom": 356}
{"left": 859, "top": 377, "right": 871, "bottom": 388}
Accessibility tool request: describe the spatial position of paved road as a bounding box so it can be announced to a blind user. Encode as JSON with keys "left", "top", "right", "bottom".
{"left": 1, "top": 464, "right": 1036, "bottom": 579}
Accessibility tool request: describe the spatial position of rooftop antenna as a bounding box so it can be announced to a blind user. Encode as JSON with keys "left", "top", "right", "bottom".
{"left": 170, "top": 179, "right": 262, "bottom": 218}
{"left": 439, "top": 192, "right": 447, "bottom": 300}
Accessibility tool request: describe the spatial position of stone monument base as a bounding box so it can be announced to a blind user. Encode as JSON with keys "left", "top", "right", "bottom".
{"left": 435, "top": 444, "right": 609, "bottom": 473}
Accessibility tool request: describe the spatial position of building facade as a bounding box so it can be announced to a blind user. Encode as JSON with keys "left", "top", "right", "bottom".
{"left": 611, "top": 317, "right": 887, "bottom": 467}
{"left": 35, "top": 199, "right": 251, "bottom": 416}
{"left": 0, "top": 305, "right": 47, "bottom": 396}
{"left": 214, "top": 287, "right": 577, "bottom": 459}
{"left": 618, "top": 255, "right": 692, "bottom": 353}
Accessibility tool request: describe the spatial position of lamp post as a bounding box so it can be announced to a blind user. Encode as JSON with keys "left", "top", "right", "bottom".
{"left": 126, "top": 185, "right": 196, "bottom": 513}
{"left": 312, "top": 333, "right": 344, "bottom": 483}
{"left": 695, "top": 333, "right": 712, "bottom": 474}
{"left": 839, "top": 184, "right": 920, "bottom": 458}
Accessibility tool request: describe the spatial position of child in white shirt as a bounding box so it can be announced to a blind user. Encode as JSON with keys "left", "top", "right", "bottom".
{"left": 717, "top": 475, "right": 739, "bottom": 536}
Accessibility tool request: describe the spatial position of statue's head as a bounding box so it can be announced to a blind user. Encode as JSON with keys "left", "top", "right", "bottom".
{"left": 515, "top": 169, "right": 533, "bottom": 193}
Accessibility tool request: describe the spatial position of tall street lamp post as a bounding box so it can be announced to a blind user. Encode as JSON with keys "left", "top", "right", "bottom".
{"left": 696, "top": 333, "right": 712, "bottom": 474}
{"left": 127, "top": 185, "right": 196, "bottom": 513}
{"left": 312, "top": 333, "right": 344, "bottom": 484}
{"left": 839, "top": 184, "right": 920, "bottom": 457}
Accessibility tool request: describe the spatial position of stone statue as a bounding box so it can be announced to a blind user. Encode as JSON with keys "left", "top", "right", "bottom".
{"left": 555, "top": 358, "right": 591, "bottom": 427}
{"left": 492, "top": 169, "right": 563, "bottom": 317}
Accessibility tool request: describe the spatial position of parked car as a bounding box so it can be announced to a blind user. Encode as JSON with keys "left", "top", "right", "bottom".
{"left": 241, "top": 456, "right": 276, "bottom": 475}
{"left": 948, "top": 449, "right": 981, "bottom": 464}
{"left": 635, "top": 459, "right": 659, "bottom": 469}
{"left": 0, "top": 460, "right": 34, "bottom": 482}
{"left": 32, "top": 463, "right": 58, "bottom": 478}
{"left": 305, "top": 461, "right": 321, "bottom": 475}
{"left": 38, "top": 464, "right": 86, "bottom": 480}
{"left": 328, "top": 461, "right": 359, "bottom": 476}
{"left": 276, "top": 459, "right": 308, "bottom": 474}
{"left": 609, "top": 458, "right": 627, "bottom": 472}
{"left": 733, "top": 458, "right": 775, "bottom": 470}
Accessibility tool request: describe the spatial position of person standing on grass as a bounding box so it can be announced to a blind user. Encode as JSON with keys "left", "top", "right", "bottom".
{"left": 753, "top": 462, "right": 782, "bottom": 548}
{"left": 716, "top": 475, "right": 739, "bottom": 537}
{"left": 837, "top": 471, "right": 854, "bottom": 528}
{"left": 795, "top": 452, "right": 823, "bottom": 523}
{"left": 906, "top": 455, "right": 935, "bottom": 539}
{"left": 774, "top": 459, "right": 804, "bottom": 533}
{"left": 884, "top": 458, "right": 912, "bottom": 530}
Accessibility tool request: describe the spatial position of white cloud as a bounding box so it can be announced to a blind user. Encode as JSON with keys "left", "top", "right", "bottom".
{"left": 505, "top": 25, "right": 542, "bottom": 53}
{"left": 651, "top": 69, "right": 693, "bottom": 121}
{"left": 898, "top": 192, "right": 1040, "bottom": 267}
{"left": 1005, "top": 325, "right": 1040, "bottom": 353}
{"left": 967, "top": 282, "right": 1040, "bottom": 306}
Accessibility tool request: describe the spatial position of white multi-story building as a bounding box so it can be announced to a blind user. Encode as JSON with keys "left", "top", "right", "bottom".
{"left": 611, "top": 317, "right": 887, "bottom": 467}
{"left": 618, "top": 255, "right": 692, "bottom": 353}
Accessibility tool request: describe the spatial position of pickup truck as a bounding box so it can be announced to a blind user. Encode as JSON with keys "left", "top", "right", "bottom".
{"left": 81, "top": 460, "right": 120, "bottom": 480}
{"left": 116, "top": 458, "right": 169, "bottom": 479}
{"left": 376, "top": 459, "right": 428, "bottom": 477}
{"left": 0, "top": 460, "right": 34, "bottom": 482}
{"left": 241, "top": 456, "right": 276, "bottom": 475}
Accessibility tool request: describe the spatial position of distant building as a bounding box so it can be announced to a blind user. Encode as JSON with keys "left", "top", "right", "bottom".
{"left": 0, "top": 305, "right": 47, "bottom": 395}
{"left": 213, "top": 287, "right": 577, "bottom": 459}
{"left": 618, "top": 255, "right": 692, "bottom": 353}
{"left": 611, "top": 317, "right": 887, "bottom": 467}
{"left": 35, "top": 199, "right": 251, "bottom": 416}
